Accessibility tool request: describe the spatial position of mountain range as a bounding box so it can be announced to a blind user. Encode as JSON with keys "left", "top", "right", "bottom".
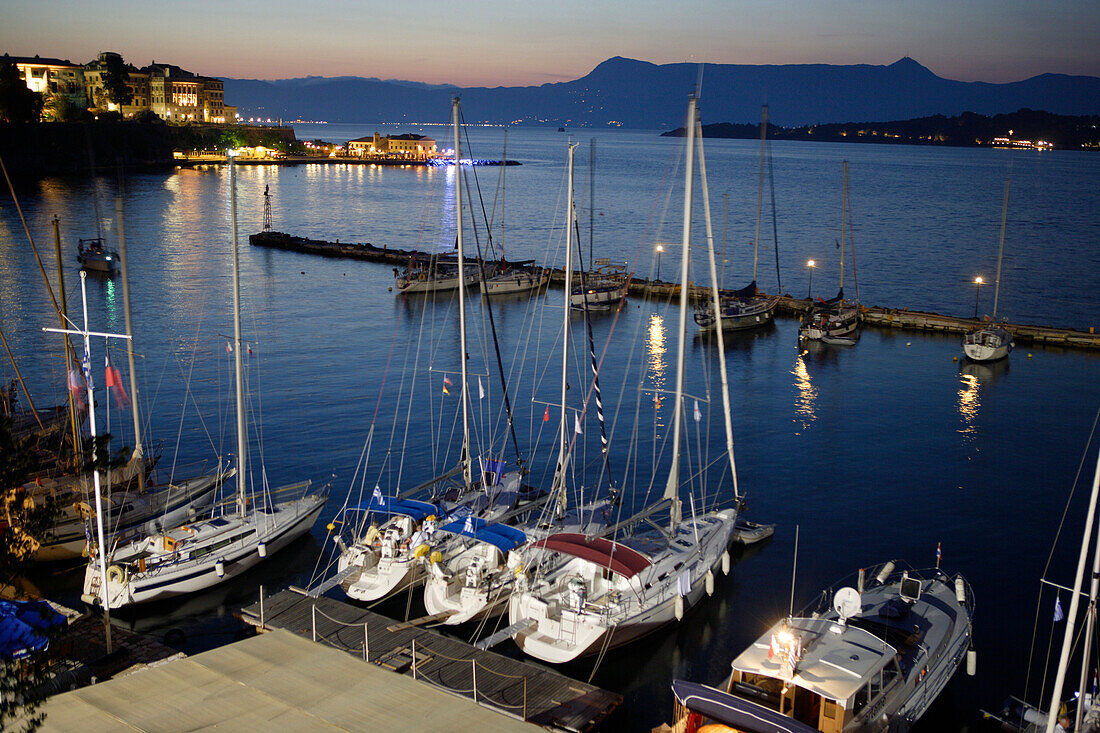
{"left": 223, "top": 57, "right": 1100, "bottom": 129}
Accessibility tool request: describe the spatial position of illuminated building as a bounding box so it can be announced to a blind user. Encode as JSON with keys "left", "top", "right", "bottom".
{"left": 7, "top": 54, "right": 87, "bottom": 107}
{"left": 347, "top": 132, "right": 437, "bottom": 159}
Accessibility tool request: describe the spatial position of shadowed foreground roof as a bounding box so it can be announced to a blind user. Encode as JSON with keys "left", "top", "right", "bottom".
{"left": 35, "top": 629, "right": 537, "bottom": 731}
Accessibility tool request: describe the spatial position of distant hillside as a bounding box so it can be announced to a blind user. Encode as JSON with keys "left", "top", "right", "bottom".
{"left": 223, "top": 57, "right": 1100, "bottom": 129}
{"left": 662, "top": 109, "right": 1100, "bottom": 150}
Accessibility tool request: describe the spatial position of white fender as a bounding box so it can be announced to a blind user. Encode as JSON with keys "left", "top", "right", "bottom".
{"left": 705, "top": 570, "right": 715, "bottom": 597}
{"left": 674, "top": 595, "right": 684, "bottom": 621}
{"left": 721, "top": 551, "right": 730, "bottom": 575}
{"left": 215, "top": 560, "right": 225, "bottom": 578}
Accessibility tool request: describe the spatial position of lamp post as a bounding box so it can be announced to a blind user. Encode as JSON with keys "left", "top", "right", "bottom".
{"left": 656, "top": 245, "right": 664, "bottom": 282}
{"left": 973, "top": 276, "right": 984, "bottom": 319}
{"left": 806, "top": 260, "right": 815, "bottom": 298}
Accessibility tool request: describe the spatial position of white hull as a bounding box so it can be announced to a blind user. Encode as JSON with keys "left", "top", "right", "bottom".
{"left": 83, "top": 490, "right": 326, "bottom": 608}
{"left": 397, "top": 271, "right": 478, "bottom": 293}
{"left": 480, "top": 271, "right": 549, "bottom": 296}
{"left": 800, "top": 304, "right": 861, "bottom": 341}
{"left": 963, "top": 326, "right": 1013, "bottom": 362}
{"left": 509, "top": 508, "right": 737, "bottom": 664}
{"left": 35, "top": 469, "right": 229, "bottom": 561}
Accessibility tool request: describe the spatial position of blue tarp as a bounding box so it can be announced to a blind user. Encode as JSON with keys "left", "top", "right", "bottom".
{"left": 345, "top": 497, "right": 439, "bottom": 521}
{"left": 672, "top": 680, "right": 819, "bottom": 733}
{"left": 0, "top": 600, "right": 67, "bottom": 661}
{"left": 440, "top": 516, "right": 527, "bottom": 554}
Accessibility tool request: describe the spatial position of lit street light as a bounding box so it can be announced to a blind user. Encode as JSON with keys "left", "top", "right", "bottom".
{"left": 656, "top": 245, "right": 664, "bottom": 282}
{"left": 806, "top": 259, "right": 816, "bottom": 298}
{"left": 973, "top": 276, "right": 984, "bottom": 319}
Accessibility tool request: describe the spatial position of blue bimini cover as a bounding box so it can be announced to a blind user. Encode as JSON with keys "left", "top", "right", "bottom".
{"left": 0, "top": 600, "right": 67, "bottom": 661}
{"left": 672, "top": 679, "right": 819, "bottom": 733}
{"left": 440, "top": 516, "right": 527, "bottom": 554}
{"left": 347, "top": 496, "right": 439, "bottom": 521}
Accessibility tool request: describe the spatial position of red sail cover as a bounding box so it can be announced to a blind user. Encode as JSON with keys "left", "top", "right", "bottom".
{"left": 530, "top": 533, "right": 652, "bottom": 579}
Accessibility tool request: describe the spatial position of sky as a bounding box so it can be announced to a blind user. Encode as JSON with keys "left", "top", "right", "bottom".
{"left": 3, "top": 0, "right": 1098, "bottom": 86}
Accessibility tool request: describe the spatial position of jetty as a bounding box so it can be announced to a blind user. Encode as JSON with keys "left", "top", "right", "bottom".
{"left": 238, "top": 588, "right": 621, "bottom": 732}
{"left": 249, "top": 231, "right": 1100, "bottom": 351}
{"left": 175, "top": 155, "right": 519, "bottom": 168}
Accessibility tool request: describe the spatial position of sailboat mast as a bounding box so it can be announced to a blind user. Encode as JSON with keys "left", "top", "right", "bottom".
{"left": 752, "top": 105, "right": 768, "bottom": 283}
{"left": 992, "top": 176, "right": 1010, "bottom": 320}
{"left": 115, "top": 198, "right": 144, "bottom": 490}
{"left": 839, "top": 161, "right": 848, "bottom": 293}
{"left": 664, "top": 96, "right": 698, "bottom": 530}
{"left": 452, "top": 98, "right": 472, "bottom": 488}
{"left": 1045, "top": 440, "right": 1100, "bottom": 733}
{"left": 553, "top": 143, "right": 577, "bottom": 516}
{"left": 229, "top": 153, "right": 248, "bottom": 518}
{"left": 695, "top": 114, "right": 739, "bottom": 501}
{"left": 51, "top": 217, "right": 81, "bottom": 461}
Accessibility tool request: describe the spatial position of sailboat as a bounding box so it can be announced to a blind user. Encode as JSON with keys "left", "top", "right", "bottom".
{"left": 694, "top": 104, "right": 780, "bottom": 332}
{"left": 80, "top": 151, "right": 328, "bottom": 608}
{"left": 670, "top": 558, "right": 975, "bottom": 732}
{"left": 506, "top": 97, "right": 740, "bottom": 664}
{"left": 799, "top": 161, "right": 861, "bottom": 345}
{"left": 421, "top": 142, "right": 613, "bottom": 626}
{"left": 76, "top": 237, "right": 119, "bottom": 274}
{"left": 963, "top": 176, "right": 1015, "bottom": 362}
{"left": 337, "top": 98, "right": 528, "bottom": 604}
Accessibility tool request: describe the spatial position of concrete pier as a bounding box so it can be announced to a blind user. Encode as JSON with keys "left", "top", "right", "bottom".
{"left": 249, "top": 231, "right": 1100, "bottom": 351}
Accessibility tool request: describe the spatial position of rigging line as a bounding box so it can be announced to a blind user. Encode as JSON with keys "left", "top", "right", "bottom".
{"left": 1024, "top": 401, "right": 1100, "bottom": 700}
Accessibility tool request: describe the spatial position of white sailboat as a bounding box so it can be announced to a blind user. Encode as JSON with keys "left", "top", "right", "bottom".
{"left": 506, "top": 97, "right": 741, "bottom": 664}
{"left": 963, "top": 175, "right": 1015, "bottom": 362}
{"left": 694, "top": 104, "right": 780, "bottom": 333}
{"left": 81, "top": 151, "right": 327, "bottom": 609}
{"left": 799, "top": 161, "right": 861, "bottom": 345}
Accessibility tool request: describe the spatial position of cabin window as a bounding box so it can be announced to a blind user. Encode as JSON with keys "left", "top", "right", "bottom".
{"left": 823, "top": 699, "right": 836, "bottom": 719}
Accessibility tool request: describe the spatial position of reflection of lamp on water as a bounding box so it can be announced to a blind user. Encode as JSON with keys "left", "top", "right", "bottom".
{"left": 806, "top": 260, "right": 816, "bottom": 298}
{"left": 973, "top": 276, "right": 984, "bottom": 319}
{"left": 656, "top": 245, "right": 664, "bottom": 282}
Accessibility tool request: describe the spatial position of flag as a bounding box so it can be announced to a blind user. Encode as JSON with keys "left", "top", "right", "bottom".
{"left": 442, "top": 383, "right": 450, "bottom": 396}
{"left": 247, "top": 344, "right": 252, "bottom": 355}
{"left": 226, "top": 342, "right": 232, "bottom": 353}
{"left": 1054, "top": 595, "right": 1065, "bottom": 623}
{"left": 443, "top": 375, "right": 453, "bottom": 395}
{"left": 104, "top": 353, "right": 130, "bottom": 409}
{"left": 372, "top": 486, "right": 385, "bottom": 507}
{"left": 478, "top": 377, "right": 484, "bottom": 400}
{"left": 677, "top": 569, "right": 691, "bottom": 597}
{"left": 81, "top": 341, "right": 93, "bottom": 391}
{"left": 936, "top": 542, "right": 942, "bottom": 566}
{"left": 693, "top": 400, "right": 701, "bottom": 423}
{"left": 768, "top": 633, "right": 780, "bottom": 660}
{"left": 67, "top": 367, "right": 87, "bottom": 411}
{"left": 574, "top": 414, "right": 583, "bottom": 435}
{"left": 543, "top": 405, "right": 550, "bottom": 422}
{"left": 463, "top": 514, "right": 474, "bottom": 534}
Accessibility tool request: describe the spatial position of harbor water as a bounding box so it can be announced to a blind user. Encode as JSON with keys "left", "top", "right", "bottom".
{"left": 1, "top": 122, "right": 1099, "bottom": 730}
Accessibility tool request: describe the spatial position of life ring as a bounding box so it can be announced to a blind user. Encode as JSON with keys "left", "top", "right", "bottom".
{"left": 106, "top": 565, "right": 126, "bottom": 585}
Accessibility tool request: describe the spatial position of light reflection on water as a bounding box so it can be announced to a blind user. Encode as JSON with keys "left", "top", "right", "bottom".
{"left": 791, "top": 353, "right": 817, "bottom": 430}
{"left": 957, "top": 372, "right": 980, "bottom": 436}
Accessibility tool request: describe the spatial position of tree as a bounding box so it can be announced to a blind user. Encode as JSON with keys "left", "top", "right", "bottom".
{"left": 41, "top": 94, "right": 89, "bottom": 122}
{"left": 0, "top": 60, "right": 43, "bottom": 123}
{"left": 98, "top": 52, "right": 132, "bottom": 107}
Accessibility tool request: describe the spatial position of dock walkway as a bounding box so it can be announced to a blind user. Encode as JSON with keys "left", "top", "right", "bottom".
{"left": 239, "top": 588, "right": 620, "bottom": 732}
{"left": 249, "top": 230, "right": 1100, "bottom": 351}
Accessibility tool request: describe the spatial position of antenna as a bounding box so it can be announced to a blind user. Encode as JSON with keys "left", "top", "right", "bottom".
{"left": 833, "top": 587, "right": 861, "bottom": 625}
{"left": 789, "top": 524, "right": 799, "bottom": 617}
{"left": 262, "top": 184, "right": 272, "bottom": 232}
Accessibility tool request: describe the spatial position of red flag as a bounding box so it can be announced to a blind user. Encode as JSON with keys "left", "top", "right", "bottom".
{"left": 543, "top": 405, "right": 550, "bottom": 422}
{"left": 105, "top": 354, "right": 130, "bottom": 409}
{"left": 67, "top": 367, "right": 87, "bottom": 411}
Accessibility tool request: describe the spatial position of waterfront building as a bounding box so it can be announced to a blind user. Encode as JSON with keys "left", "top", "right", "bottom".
{"left": 147, "top": 62, "right": 229, "bottom": 123}
{"left": 7, "top": 54, "right": 86, "bottom": 107}
{"left": 83, "top": 52, "right": 151, "bottom": 116}
{"left": 347, "top": 132, "right": 437, "bottom": 159}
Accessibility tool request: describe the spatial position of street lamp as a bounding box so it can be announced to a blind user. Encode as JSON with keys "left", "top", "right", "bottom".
{"left": 656, "top": 245, "right": 664, "bottom": 282}
{"left": 806, "top": 260, "right": 816, "bottom": 298}
{"left": 973, "top": 276, "right": 984, "bottom": 319}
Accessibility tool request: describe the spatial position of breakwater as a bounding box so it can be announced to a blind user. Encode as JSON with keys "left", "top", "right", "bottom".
{"left": 249, "top": 231, "right": 1100, "bottom": 351}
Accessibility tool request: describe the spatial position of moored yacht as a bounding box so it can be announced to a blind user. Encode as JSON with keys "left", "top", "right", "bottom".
{"left": 670, "top": 560, "right": 975, "bottom": 733}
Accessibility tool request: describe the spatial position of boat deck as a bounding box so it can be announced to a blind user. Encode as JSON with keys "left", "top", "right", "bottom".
{"left": 239, "top": 588, "right": 622, "bottom": 732}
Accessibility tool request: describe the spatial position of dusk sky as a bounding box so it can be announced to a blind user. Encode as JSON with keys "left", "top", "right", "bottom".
{"left": 5, "top": 0, "right": 1098, "bottom": 86}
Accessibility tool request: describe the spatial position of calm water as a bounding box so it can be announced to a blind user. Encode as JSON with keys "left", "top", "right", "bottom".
{"left": 2, "top": 124, "right": 1100, "bottom": 731}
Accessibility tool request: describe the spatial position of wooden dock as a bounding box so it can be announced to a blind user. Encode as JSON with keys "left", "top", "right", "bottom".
{"left": 239, "top": 588, "right": 621, "bottom": 732}
{"left": 249, "top": 230, "right": 1100, "bottom": 351}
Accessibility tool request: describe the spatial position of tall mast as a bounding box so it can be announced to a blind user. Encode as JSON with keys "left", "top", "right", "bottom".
{"left": 115, "top": 198, "right": 144, "bottom": 490}
{"left": 752, "top": 105, "right": 768, "bottom": 283}
{"left": 452, "top": 98, "right": 472, "bottom": 488}
{"left": 664, "top": 96, "right": 697, "bottom": 530}
{"left": 229, "top": 152, "right": 248, "bottom": 517}
{"left": 696, "top": 113, "right": 739, "bottom": 502}
{"left": 51, "top": 217, "right": 81, "bottom": 460}
{"left": 839, "top": 161, "right": 848, "bottom": 294}
{"left": 1045, "top": 442, "right": 1100, "bottom": 733}
{"left": 552, "top": 143, "right": 577, "bottom": 516}
{"left": 992, "top": 176, "right": 1010, "bottom": 319}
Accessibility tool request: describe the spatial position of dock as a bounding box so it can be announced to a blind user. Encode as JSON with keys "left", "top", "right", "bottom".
{"left": 238, "top": 588, "right": 621, "bottom": 732}
{"left": 249, "top": 230, "right": 1100, "bottom": 351}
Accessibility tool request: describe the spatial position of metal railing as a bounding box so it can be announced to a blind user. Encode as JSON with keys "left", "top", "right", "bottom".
{"left": 410, "top": 637, "right": 529, "bottom": 721}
